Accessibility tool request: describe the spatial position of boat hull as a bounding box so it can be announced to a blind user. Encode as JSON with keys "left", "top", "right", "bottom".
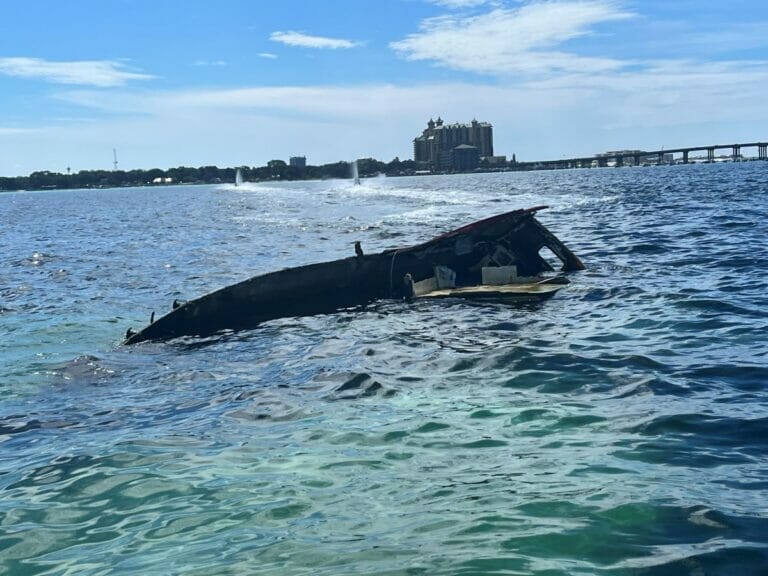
{"left": 124, "top": 207, "right": 583, "bottom": 344}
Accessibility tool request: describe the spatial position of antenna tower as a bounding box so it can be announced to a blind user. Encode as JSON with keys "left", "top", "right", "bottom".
{"left": 113, "top": 148, "right": 118, "bottom": 171}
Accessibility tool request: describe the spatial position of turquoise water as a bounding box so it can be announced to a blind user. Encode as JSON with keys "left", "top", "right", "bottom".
{"left": 1, "top": 164, "right": 767, "bottom": 574}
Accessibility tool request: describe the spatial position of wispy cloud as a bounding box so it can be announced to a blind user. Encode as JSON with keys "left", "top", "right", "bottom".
{"left": 0, "top": 126, "right": 43, "bottom": 135}
{"left": 193, "top": 59, "right": 227, "bottom": 67}
{"left": 0, "top": 57, "right": 153, "bottom": 87}
{"left": 428, "top": 0, "right": 495, "bottom": 8}
{"left": 258, "top": 52, "right": 278, "bottom": 59}
{"left": 270, "top": 31, "right": 361, "bottom": 50}
{"left": 391, "top": 0, "right": 634, "bottom": 75}
{"left": 55, "top": 57, "right": 768, "bottom": 126}
{"left": 646, "top": 22, "right": 768, "bottom": 56}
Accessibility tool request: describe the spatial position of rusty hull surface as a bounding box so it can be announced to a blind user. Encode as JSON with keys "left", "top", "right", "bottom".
{"left": 124, "top": 206, "right": 584, "bottom": 344}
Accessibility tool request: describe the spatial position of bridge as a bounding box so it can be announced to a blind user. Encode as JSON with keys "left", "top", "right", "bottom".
{"left": 523, "top": 142, "right": 768, "bottom": 170}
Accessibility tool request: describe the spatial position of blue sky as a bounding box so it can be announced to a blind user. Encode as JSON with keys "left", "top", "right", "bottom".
{"left": 1, "top": 0, "right": 767, "bottom": 175}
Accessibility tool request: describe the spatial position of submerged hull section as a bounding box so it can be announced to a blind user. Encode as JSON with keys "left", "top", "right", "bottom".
{"left": 124, "top": 206, "right": 584, "bottom": 344}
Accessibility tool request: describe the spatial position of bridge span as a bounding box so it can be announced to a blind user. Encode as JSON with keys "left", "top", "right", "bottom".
{"left": 525, "top": 141, "right": 768, "bottom": 170}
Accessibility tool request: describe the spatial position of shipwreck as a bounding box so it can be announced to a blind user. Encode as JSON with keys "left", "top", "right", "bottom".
{"left": 124, "top": 206, "right": 584, "bottom": 344}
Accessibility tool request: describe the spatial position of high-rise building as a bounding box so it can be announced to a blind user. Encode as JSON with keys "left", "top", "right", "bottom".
{"left": 289, "top": 156, "right": 306, "bottom": 168}
{"left": 413, "top": 118, "right": 493, "bottom": 171}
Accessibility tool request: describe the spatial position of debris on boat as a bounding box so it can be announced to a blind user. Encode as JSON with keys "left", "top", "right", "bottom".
{"left": 124, "top": 206, "right": 584, "bottom": 344}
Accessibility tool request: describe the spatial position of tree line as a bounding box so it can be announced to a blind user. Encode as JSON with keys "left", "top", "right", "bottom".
{"left": 0, "top": 158, "right": 422, "bottom": 192}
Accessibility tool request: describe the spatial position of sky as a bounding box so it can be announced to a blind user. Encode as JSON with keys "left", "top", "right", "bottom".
{"left": 1, "top": 0, "right": 767, "bottom": 176}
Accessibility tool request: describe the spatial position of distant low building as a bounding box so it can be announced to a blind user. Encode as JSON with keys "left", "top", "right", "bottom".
{"left": 413, "top": 117, "right": 493, "bottom": 171}
{"left": 452, "top": 144, "right": 480, "bottom": 171}
{"left": 289, "top": 156, "right": 306, "bottom": 168}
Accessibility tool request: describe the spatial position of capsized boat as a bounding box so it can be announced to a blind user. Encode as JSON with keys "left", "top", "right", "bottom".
{"left": 124, "top": 206, "right": 584, "bottom": 344}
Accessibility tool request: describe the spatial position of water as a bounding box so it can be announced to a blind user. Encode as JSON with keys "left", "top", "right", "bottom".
{"left": 1, "top": 164, "right": 767, "bottom": 575}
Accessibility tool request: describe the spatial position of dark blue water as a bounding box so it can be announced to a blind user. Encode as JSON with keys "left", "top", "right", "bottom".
{"left": 1, "top": 164, "right": 767, "bottom": 575}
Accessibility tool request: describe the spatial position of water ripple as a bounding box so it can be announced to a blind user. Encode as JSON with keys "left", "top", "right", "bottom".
{"left": 2, "top": 164, "right": 768, "bottom": 574}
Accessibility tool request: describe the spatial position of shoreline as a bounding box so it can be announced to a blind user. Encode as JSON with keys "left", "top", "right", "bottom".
{"left": 2, "top": 156, "right": 766, "bottom": 193}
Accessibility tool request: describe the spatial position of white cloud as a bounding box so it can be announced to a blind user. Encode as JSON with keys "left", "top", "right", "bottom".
{"left": 56, "top": 84, "right": 429, "bottom": 120}
{"left": 193, "top": 60, "right": 227, "bottom": 67}
{"left": 528, "top": 59, "right": 768, "bottom": 131}
{"left": 0, "top": 126, "right": 43, "bottom": 135}
{"left": 0, "top": 57, "right": 153, "bottom": 87}
{"left": 52, "top": 57, "right": 768, "bottom": 137}
{"left": 258, "top": 53, "right": 278, "bottom": 59}
{"left": 391, "top": 1, "right": 634, "bottom": 75}
{"left": 428, "top": 0, "right": 494, "bottom": 7}
{"left": 647, "top": 22, "right": 768, "bottom": 56}
{"left": 270, "top": 31, "right": 361, "bottom": 50}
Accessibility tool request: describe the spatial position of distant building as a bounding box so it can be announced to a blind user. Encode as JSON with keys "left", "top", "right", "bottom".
{"left": 289, "top": 156, "right": 306, "bottom": 168}
{"left": 413, "top": 117, "right": 493, "bottom": 171}
{"left": 452, "top": 144, "right": 480, "bottom": 171}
